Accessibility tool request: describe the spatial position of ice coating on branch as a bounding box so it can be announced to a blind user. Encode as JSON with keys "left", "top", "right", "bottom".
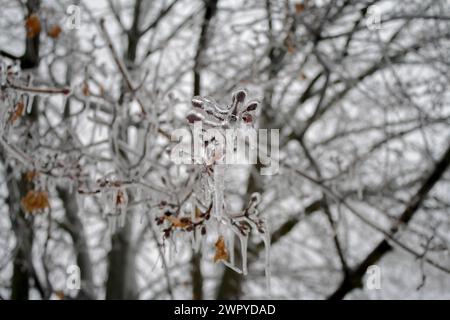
{"left": 187, "top": 89, "right": 259, "bottom": 129}
{"left": 153, "top": 91, "right": 270, "bottom": 295}
{"left": 213, "top": 164, "right": 225, "bottom": 219}
{"left": 26, "top": 93, "right": 34, "bottom": 114}
{"left": 262, "top": 227, "right": 271, "bottom": 297}
{"left": 239, "top": 231, "right": 249, "bottom": 275}
{"left": 0, "top": 61, "right": 6, "bottom": 86}
{"left": 116, "top": 188, "right": 128, "bottom": 228}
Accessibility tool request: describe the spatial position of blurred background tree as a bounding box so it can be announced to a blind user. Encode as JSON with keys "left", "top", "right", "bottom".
{"left": 0, "top": 0, "right": 450, "bottom": 300}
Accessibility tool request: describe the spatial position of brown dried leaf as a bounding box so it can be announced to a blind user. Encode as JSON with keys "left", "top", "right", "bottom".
{"left": 213, "top": 236, "right": 228, "bottom": 263}
{"left": 25, "top": 170, "right": 39, "bottom": 182}
{"left": 295, "top": 3, "right": 305, "bottom": 14}
{"left": 166, "top": 215, "right": 190, "bottom": 228}
{"left": 21, "top": 190, "right": 50, "bottom": 213}
{"left": 82, "top": 81, "right": 90, "bottom": 96}
{"left": 10, "top": 100, "right": 24, "bottom": 124}
{"left": 25, "top": 14, "right": 41, "bottom": 38}
{"left": 116, "top": 190, "right": 125, "bottom": 205}
{"left": 195, "top": 206, "right": 202, "bottom": 218}
{"left": 47, "top": 25, "right": 62, "bottom": 39}
{"left": 55, "top": 291, "right": 64, "bottom": 300}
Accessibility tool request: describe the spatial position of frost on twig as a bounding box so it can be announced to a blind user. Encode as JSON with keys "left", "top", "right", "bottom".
{"left": 155, "top": 90, "right": 271, "bottom": 295}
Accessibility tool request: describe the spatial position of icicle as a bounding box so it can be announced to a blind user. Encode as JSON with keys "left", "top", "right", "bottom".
{"left": 193, "top": 227, "right": 202, "bottom": 253}
{"left": 0, "top": 61, "right": 6, "bottom": 86}
{"left": 262, "top": 231, "right": 271, "bottom": 297}
{"left": 213, "top": 164, "right": 225, "bottom": 219}
{"left": 101, "top": 191, "right": 108, "bottom": 218}
{"left": 117, "top": 189, "right": 128, "bottom": 228}
{"left": 229, "top": 231, "right": 235, "bottom": 266}
{"left": 118, "top": 210, "right": 126, "bottom": 228}
{"left": 108, "top": 214, "right": 117, "bottom": 234}
{"left": 26, "top": 94, "right": 34, "bottom": 114}
{"left": 238, "top": 233, "right": 248, "bottom": 275}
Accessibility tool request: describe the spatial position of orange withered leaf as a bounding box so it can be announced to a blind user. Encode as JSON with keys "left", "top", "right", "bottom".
{"left": 82, "top": 81, "right": 90, "bottom": 96}
{"left": 55, "top": 291, "right": 64, "bottom": 300}
{"left": 47, "top": 25, "right": 62, "bottom": 39}
{"left": 25, "top": 14, "right": 41, "bottom": 38}
{"left": 195, "top": 206, "right": 202, "bottom": 218}
{"left": 116, "top": 190, "right": 125, "bottom": 204}
{"left": 165, "top": 215, "right": 190, "bottom": 228}
{"left": 25, "top": 170, "right": 39, "bottom": 182}
{"left": 213, "top": 236, "right": 228, "bottom": 263}
{"left": 21, "top": 190, "right": 50, "bottom": 213}
{"left": 10, "top": 100, "right": 24, "bottom": 124}
{"left": 295, "top": 3, "right": 305, "bottom": 14}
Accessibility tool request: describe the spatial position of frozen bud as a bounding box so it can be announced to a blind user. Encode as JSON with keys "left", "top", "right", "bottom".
{"left": 192, "top": 96, "right": 204, "bottom": 109}
{"left": 245, "top": 101, "right": 259, "bottom": 111}
{"left": 250, "top": 192, "right": 261, "bottom": 204}
{"left": 234, "top": 90, "right": 247, "bottom": 103}
{"left": 186, "top": 112, "right": 203, "bottom": 124}
{"left": 155, "top": 217, "right": 164, "bottom": 225}
{"left": 163, "top": 228, "right": 171, "bottom": 238}
{"left": 180, "top": 217, "right": 190, "bottom": 224}
{"left": 242, "top": 113, "right": 253, "bottom": 123}
{"left": 201, "top": 226, "right": 207, "bottom": 235}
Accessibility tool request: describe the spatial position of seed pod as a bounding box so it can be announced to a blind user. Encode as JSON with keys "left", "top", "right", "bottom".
{"left": 245, "top": 101, "right": 259, "bottom": 111}
{"left": 242, "top": 113, "right": 253, "bottom": 123}
{"left": 180, "top": 217, "right": 190, "bottom": 224}
{"left": 163, "top": 228, "right": 171, "bottom": 238}
{"left": 186, "top": 113, "right": 203, "bottom": 124}
{"left": 192, "top": 97, "right": 204, "bottom": 109}
{"left": 234, "top": 90, "right": 247, "bottom": 103}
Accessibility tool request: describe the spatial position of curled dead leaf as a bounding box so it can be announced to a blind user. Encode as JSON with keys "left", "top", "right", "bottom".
{"left": 21, "top": 190, "right": 50, "bottom": 213}
{"left": 213, "top": 236, "right": 228, "bottom": 263}
{"left": 116, "top": 190, "right": 125, "bottom": 205}
{"left": 25, "top": 170, "right": 39, "bottom": 182}
{"left": 47, "top": 25, "right": 62, "bottom": 39}
{"left": 165, "top": 215, "right": 190, "bottom": 228}
{"left": 55, "top": 291, "right": 64, "bottom": 300}
{"left": 295, "top": 3, "right": 305, "bottom": 14}
{"left": 195, "top": 206, "right": 202, "bottom": 218}
{"left": 25, "top": 14, "right": 41, "bottom": 38}
{"left": 82, "top": 81, "right": 90, "bottom": 96}
{"left": 10, "top": 100, "right": 24, "bottom": 124}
